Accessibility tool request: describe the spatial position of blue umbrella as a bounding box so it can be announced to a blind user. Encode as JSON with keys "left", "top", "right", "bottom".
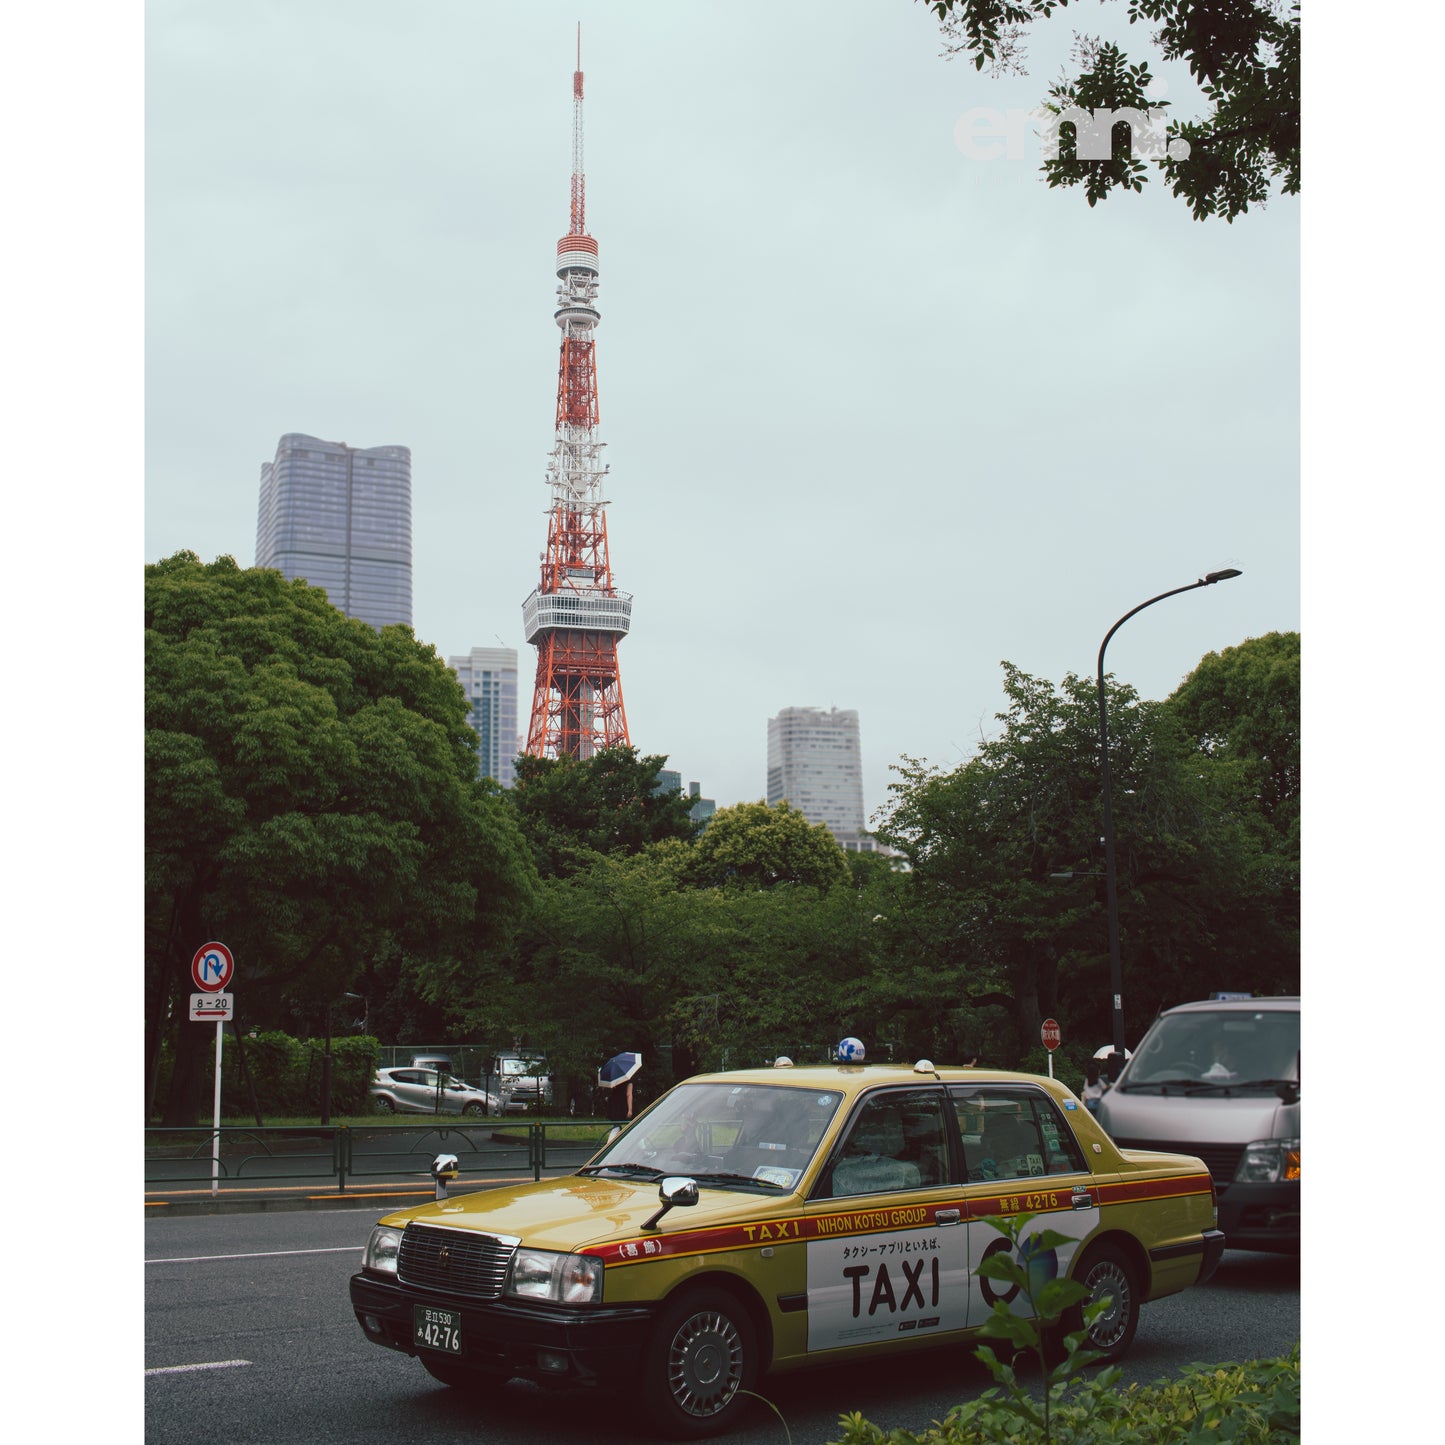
{"left": 598, "top": 1052, "right": 642, "bottom": 1088}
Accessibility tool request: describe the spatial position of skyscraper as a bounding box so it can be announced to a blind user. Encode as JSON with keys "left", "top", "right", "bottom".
{"left": 450, "top": 647, "right": 520, "bottom": 788}
{"left": 255, "top": 432, "right": 412, "bottom": 629}
{"left": 766, "top": 706, "right": 869, "bottom": 849}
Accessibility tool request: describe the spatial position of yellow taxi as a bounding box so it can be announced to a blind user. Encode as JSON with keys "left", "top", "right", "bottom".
{"left": 349, "top": 1047, "right": 1224, "bottom": 1438}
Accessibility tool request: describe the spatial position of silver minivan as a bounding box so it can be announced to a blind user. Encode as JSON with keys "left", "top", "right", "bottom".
{"left": 1095, "top": 997, "right": 1299, "bottom": 1253}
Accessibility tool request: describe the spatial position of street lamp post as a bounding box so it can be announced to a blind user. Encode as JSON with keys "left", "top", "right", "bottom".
{"left": 1098, "top": 569, "right": 1242, "bottom": 1061}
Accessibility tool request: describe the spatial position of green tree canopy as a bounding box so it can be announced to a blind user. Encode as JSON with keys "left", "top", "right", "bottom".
{"left": 437, "top": 836, "right": 896, "bottom": 1101}
{"left": 1168, "top": 630, "right": 1300, "bottom": 836}
{"left": 874, "top": 660, "right": 1294, "bottom": 1056}
{"left": 928, "top": 0, "right": 1300, "bottom": 220}
{"left": 145, "top": 552, "right": 536, "bottom": 1122}
{"left": 680, "top": 800, "right": 852, "bottom": 893}
{"left": 509, "top": 746, "right": 701, "bottom": 878}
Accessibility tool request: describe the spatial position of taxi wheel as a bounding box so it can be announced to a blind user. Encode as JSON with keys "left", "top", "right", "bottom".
{"left": 643, "top": 1287, "right": 757, "bottom": 1439}
{"left": 1070, "top": 1243, "right": 1140, "bottom": 1362}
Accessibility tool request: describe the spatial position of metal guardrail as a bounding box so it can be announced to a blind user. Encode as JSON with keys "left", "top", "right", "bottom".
{"left": 144, "top": 1120, "right": 614, "bottom": 1194}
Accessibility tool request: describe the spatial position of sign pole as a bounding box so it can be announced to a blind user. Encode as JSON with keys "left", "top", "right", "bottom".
{"left": 212, "top": 1020, "right": 224, "bottom": 1197}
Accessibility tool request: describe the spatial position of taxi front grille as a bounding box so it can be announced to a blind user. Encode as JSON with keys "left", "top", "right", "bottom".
{"left": 398, "top": 1223, "right": 517, "bottom": 1300}
{"left": 1114, "top": 1137, "right": 1243, "bottom": 1186}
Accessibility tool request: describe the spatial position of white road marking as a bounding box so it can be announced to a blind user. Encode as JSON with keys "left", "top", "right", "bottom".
{"left": 146, "top": 1359, "right": 252, "bottom": 1376}
{"left": 146, "top": 1246, "right": 361, "bottom": 1264}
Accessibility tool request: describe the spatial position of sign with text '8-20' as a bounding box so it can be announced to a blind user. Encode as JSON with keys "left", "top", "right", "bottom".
{"left": 191, "top": 942, "right": 234, "bottom": 992}
{"left": 190, "top": 993, "right": 234, "bottom": 1021}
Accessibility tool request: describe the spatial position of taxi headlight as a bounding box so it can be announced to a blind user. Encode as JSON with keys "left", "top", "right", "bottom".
{"left": 506, "top": 1248, "right": 604, "bottom": 1304}
{"left": 363, "top": 1225, "right": 403, "bottom": 1274}
{"left": 1235, "top": 1138, "right": 1300, "bottom": 1185}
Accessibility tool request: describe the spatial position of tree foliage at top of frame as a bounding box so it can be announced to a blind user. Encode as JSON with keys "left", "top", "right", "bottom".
{"left": 927, "top": 0, "right": 1300, "bottom": 220}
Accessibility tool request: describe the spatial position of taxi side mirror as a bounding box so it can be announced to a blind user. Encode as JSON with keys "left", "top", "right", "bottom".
{"left": 641, "top": 1176, "right": 699, "bottom": 1232}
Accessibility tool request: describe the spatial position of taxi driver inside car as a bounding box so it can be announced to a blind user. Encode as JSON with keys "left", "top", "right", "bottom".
{"left": 350, "top": 1037, "right": 1223, "bottom": 1439}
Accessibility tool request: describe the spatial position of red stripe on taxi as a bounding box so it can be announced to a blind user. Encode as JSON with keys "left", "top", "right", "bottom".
{"left": 592, "top": 1174, "right": 1211, "bottom": 1267}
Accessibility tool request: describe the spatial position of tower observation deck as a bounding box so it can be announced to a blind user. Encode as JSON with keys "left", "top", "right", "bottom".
{"left": 522, "top": 45, "right": 632, "bottom": 759}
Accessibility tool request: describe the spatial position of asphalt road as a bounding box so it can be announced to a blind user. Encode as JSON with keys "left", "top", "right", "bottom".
{"left": 144, "top": 1210, "right": 1299, "bottom": 1445}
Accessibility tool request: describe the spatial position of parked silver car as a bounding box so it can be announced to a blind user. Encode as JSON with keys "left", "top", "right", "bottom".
{"left": 370, "top": 1068, "right": 499, "bottom": 1117}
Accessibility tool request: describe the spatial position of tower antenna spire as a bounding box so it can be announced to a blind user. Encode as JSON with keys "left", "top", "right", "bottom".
{"left": 570, "top": 25, "right": 586, "bottom": 236}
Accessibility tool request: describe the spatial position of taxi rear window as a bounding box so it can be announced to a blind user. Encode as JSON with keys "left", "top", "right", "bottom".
{"left": 949, "top": 1086, "right": 1085, "bottom": 1181}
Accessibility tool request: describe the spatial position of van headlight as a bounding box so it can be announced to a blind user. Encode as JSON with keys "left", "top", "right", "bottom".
{"left": 506, "top": 1249, "right": 604, "bottom": 1304}
{"left": 363, "top": 1226, "right": 404, "bottom": 1274}
{"left": 1235, "top": 1138, "right": 1300, "bottom": 1184}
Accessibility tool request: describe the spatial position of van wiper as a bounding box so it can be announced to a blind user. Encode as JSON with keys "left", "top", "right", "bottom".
{"left": 1118, "top": 1077, "right": 1212, "bottom": 1093}
{"left": 1183, "top": 1078, "right": 1297, "bottom": 1094}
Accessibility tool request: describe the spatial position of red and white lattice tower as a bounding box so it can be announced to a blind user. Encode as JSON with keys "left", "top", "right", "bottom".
{"left": 522, "top": 39, "right": 632, "bottom": 759}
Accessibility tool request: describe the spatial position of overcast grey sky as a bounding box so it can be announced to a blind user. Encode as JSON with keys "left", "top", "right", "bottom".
{"left": 143, "top": 0, "right": 1299, "bottom": 818}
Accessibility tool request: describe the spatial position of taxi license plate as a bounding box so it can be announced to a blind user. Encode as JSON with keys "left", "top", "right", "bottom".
{"left": 413, "top": 1304, "right": 462, "bottom": 1354}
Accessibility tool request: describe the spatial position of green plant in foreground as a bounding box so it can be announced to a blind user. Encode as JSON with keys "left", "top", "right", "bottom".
{"left": 829, "top": 1211, "right": 1300, "bottom": 1444}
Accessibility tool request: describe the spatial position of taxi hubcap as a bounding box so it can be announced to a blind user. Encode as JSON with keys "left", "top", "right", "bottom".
{"left": 667, "top": 1310, "right": 743, "bottom": 1417}
{"left": 1086, "top": 1261, "right": 1132, "bottom": 1348}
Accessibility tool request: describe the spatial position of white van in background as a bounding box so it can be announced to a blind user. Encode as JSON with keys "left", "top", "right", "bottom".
{"left": 1095, "top": 996, "right": 1299, "bottom": 1254}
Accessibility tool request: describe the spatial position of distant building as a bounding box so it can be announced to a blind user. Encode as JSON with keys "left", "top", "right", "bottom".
{"left": 450, "top": 647, "right": 520, "bottom": 788}
{"left": 656, "top": 769, "right": 717, "bottom": 828}
{"left": 255, "top": 432, "right": 412, "bottom": 629}
{"left": 766, "top": 705, "right": 872, "bottom": 850}
{"left": 686, "top": 780, "right": 717, "bottom": 828}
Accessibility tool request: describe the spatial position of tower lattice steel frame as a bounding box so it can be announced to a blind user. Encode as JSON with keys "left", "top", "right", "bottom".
{"left": 522, "top": 40, "right": 632, "bottom": 759}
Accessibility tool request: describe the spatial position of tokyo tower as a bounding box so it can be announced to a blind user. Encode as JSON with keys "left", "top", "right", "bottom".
{"left": 521, "top": 39, "right": 632, "bottom": 759}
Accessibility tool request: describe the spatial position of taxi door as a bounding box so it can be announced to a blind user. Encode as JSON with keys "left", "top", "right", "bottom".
{"left": 950, "top": 1084, "right": 1101, "bottom": 1328}
{"left": 799, "top": 1086, "right": 971, "bottom": 1356}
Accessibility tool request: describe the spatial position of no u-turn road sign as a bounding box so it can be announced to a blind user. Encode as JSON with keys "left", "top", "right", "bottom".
{"left": 191, "top": 942, "right": 235, "bottom": 992}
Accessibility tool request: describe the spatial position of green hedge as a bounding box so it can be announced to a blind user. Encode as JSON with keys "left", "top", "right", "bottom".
{"left": 217, "top": 1030, "right": 379, "bottom": 1118}
{"left": 829, "top": 1348, "right": 1301, "bottom": 1444}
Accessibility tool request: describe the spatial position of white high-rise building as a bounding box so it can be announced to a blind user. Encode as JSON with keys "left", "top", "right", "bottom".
{"left": 450, "top": 647, "right": 520, "bottom": 788}
{"left": 255, "top": 433, "right": 412, "bottom": 629}
{"left": 766, "top": 706, "right": 869, "bottom": 848}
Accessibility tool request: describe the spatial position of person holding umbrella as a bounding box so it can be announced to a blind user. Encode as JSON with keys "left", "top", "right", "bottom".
{"left": 598, "top": 1051, "right": 641, "bottom": 1121}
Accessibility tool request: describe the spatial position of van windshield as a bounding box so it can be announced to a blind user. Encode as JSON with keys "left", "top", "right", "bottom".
{"left": 1120, "top": 1009, "right": 1299, "bottom": 1088}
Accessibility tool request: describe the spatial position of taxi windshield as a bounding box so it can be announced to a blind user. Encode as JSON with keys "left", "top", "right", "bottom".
{"left": 584, "top": 1082, "right": 844, "bottom": 1192}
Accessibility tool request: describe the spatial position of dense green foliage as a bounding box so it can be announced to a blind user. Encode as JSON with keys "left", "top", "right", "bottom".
{"left": 510, "top": 746, "right": 701, "bottom": 876}
{"left": 145, "top": 553, "right": 536, "bottom": 1123}
{"left": 145, "top": 551, "right": 1298, "bottom": 1118}
{"left": 927, "top": 0, "right": 1300, "bottom": 221}
{"left": 831, "top": 1350, "right": 1301, "bottom": 1443}
{"left": 681, "top": 799, "right": 853, "bottom": 892}
{"left": 872, "top": 654, "right": 1298, "bottom": 1058}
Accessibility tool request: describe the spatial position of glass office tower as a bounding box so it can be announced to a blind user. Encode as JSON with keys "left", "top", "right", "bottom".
{"left": 449, "top": 647, "right": 520, "bottom": 788}
{"left": 766, "top": 705, "right": 869, "bottom": 849}
{"left": 255, "top": 433, "right": 412, "bottom": 628}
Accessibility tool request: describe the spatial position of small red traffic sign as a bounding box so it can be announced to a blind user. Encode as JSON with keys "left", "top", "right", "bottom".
{"left": 191, "top": 942, "right": 235, "bottom": 992}
{"left": 1041, "top": 1018, "right": 1062, "bottom": 1051}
